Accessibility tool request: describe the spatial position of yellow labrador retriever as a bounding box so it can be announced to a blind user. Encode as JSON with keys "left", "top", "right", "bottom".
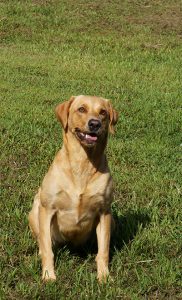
{"left": 28, "top": 95, "right": 118, "bottom": 282}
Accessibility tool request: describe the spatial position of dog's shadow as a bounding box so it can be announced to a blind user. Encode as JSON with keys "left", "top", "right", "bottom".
{"left": 110, "top": 210, "right": 150, "bottom": 257}
{"left": 55, "top": 210, "right": 150, "bottom": 262}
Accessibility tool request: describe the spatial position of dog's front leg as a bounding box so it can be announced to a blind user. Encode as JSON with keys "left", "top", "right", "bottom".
{"left": 39, "top": 205, "right": 56, "bottom": 281}
{"left": 96, "top": 212, "right": 111, "bottom": 282}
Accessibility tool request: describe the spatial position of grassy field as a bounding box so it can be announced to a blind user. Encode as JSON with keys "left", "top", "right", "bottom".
{"left": 1, "top": 0, "right": 182, "bottom": 299}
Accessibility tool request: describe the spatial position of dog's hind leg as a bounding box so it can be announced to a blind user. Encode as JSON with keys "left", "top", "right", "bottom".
{"left": 28, "top": 189, "right": 41, "bottom": 239}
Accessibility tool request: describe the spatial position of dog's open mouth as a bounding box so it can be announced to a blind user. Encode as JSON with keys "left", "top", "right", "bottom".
{"left": 75, "top": 129, "right": 98, "bottom": 144}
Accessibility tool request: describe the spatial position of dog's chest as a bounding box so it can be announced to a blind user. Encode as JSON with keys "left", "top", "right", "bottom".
{"left": 42, "top": 163, "right": 112, "bottom": 233}
{"left": 54, "top": 188, "right": 104, "bottom": 227}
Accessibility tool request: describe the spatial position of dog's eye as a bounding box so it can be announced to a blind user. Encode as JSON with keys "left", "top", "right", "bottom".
{"left": 78, "top": 107, "right": 86, "bottom": 113}
{"left": 99, "top": 109, "right": 107, "bottom": 116}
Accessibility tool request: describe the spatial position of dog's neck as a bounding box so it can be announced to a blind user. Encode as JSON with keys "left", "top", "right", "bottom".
{"left": 62, "top": 130, "right": 108, "bottom": 179}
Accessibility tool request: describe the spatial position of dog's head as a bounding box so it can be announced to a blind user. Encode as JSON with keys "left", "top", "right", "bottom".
{"left": 55, "top": 95, "right": 118, "bottom": 147}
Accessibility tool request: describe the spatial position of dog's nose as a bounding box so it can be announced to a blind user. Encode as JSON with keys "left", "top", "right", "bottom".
{"left": 88, "top": 119, "right": 101, "bottom": 132}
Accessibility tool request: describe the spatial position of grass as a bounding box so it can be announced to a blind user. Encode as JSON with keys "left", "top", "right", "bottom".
{"left": 0, "top": 0, "right": 182, "bottom": 299}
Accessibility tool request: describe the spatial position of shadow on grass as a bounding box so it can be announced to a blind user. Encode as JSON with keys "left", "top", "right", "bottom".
{"left": 55, "top": 209, "right": 151, "bottom": 261}
{"left": 110, "top": 210, "right": 150, "bottom": 256}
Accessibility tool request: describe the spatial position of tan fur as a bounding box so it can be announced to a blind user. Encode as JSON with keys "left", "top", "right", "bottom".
{"left": 28, "top": 95, "right": 118, "bottom": 282}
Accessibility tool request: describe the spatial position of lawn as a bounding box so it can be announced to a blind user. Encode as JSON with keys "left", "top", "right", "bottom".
{"left": 0, "top": 0, "right": 182, "bottom": 299}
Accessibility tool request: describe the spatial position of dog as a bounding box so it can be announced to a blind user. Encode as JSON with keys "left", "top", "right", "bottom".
{"left": 28, "top": 95, "right": 118, "bottom": 282}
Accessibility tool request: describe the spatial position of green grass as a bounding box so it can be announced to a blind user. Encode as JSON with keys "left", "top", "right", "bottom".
{"left": 1, "top": 0, "right": 182, "bottom": 299}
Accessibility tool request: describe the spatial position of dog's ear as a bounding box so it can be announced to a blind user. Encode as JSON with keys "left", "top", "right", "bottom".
{"left": 55, "top": 96, "right": 75, "bottom": 130}
{"left": 108, "top": 102, "right": 118, "bottom": 134}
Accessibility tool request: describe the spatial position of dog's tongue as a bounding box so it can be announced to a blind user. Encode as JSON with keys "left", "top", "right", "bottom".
{"left": 85, "top": 134, "right": 97, "bottom": 142}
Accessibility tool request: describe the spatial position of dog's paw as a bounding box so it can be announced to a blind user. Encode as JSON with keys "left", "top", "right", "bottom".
{"left": 97, "top": 269, "right": 110, "bottom": 283}
{"left": 42, "top": 269, "right": 56, "bottom": 282}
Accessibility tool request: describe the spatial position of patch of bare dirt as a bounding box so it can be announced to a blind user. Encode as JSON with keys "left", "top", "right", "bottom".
{"left": 126, "top": 4, "right": 182, "bottom": 35}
